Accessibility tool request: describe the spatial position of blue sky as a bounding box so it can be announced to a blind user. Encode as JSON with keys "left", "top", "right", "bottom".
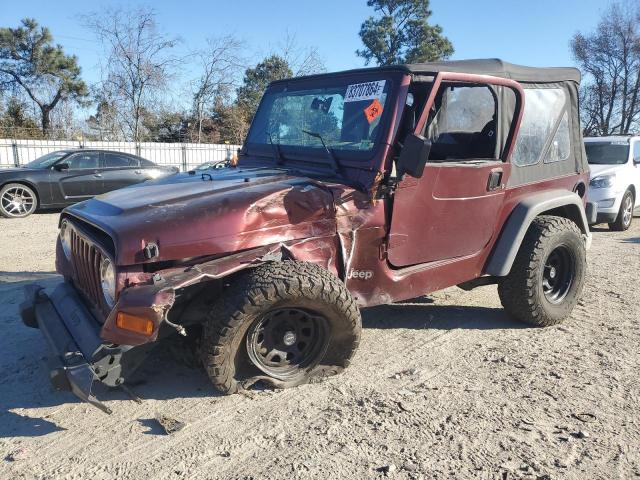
{"left": 2, "top": 0, "right": 608, "bottom": 91}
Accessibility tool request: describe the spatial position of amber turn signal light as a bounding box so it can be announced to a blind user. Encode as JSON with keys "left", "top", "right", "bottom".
{"left": 116, "top": 312, "right": 154, "bottom": 336}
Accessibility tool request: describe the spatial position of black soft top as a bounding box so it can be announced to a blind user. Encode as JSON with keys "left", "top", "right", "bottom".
{"left": 271, "top": 58, "right": 580, "bottom": 86}
{"left": 404, "top": 58, "right": 580, "bottom": 84}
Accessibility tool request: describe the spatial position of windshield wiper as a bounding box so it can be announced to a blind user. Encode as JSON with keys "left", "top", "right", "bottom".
{"left": 301, "top": 129, "right": 340, "bottom": 173}
{"left": 266, "top": 131, "right": 285, "bottom": 166}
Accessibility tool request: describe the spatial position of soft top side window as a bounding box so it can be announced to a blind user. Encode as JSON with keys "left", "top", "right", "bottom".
{"left": 426, "top": 84, "right": 498, "bottom": 161}
{"left": 511, "top": 88, "right": 568, "bottom": 167}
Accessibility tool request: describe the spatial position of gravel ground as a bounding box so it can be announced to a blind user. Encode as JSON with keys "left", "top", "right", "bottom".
{"left": 0, "top": 212, "right": 638, "bottom": 480}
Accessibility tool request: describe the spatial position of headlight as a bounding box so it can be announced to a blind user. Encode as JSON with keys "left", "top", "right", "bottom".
{"left": 100, "top": 258, "right": 116, "bottom": 307}
{"left": 589, "top": 174, "right": 615, "bottom": 189}
{"left": 60, "top": 220, "right": 72, "bottom": 260}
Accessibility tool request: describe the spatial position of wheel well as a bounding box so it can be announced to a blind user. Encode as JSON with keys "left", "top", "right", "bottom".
{"left": 0, "top": 180, "right": 40, "bottom": 207}
{"left": 540, "top": 205, "right": 588, "bottom": 235}
{"left": 627, "top": 185, "right": 636, "bottom": 200}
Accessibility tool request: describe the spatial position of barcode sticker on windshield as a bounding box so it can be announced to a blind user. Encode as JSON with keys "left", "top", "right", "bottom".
{"left": 344, "top": 80, "right": 386, "bottom": 103}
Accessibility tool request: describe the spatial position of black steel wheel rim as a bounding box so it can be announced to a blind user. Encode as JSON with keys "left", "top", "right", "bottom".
{"left": 246, "top": 308, "right": 329, "bottom": 380}
{"left": 542, "top": 245, "right": 575, "bottom": 304}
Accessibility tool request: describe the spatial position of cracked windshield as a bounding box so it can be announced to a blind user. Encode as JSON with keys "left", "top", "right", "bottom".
{"left": 247, "top": 79, "right": 391, "bottom": 152}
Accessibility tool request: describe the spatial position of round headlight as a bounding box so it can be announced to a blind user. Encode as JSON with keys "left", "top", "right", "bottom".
{"left": 100, "top": 258, "right": 116, "bottom": 307}
{"left": 60, "top": 220, "right": 72, "bottom": 260}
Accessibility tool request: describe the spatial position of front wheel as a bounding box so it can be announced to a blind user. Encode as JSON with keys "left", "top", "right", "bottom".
{"left": 609, "top": 190, "right": 634, "bottom": 231}
{"left": 0, "top": 183, "right": 37, "bottom": 218}
{"left": 498, "top": 216, "right": 587, "bottom": 327}
{"left": 201, "top": 261, "right": 362, "bottom": 393}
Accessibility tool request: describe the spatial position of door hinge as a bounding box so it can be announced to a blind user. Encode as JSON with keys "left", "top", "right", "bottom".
{"left": 379, "top": 241, "right": 388, "bottom": 260}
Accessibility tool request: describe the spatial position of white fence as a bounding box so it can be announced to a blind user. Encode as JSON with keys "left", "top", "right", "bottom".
{"left": 0, "top": 139, "right": 243, "bottom": 171}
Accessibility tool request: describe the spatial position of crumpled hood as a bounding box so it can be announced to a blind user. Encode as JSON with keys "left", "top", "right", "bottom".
{"left": 65, "top": 167, "right": 338, "bottom": 265}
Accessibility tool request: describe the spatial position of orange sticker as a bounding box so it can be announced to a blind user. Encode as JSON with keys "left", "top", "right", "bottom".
{"left": 364, "top": 99, "right": 383, "bottom": 124}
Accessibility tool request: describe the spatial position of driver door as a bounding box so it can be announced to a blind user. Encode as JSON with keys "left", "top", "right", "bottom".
{"left": 388, "top": 74, "right": 521, "bottom": 267}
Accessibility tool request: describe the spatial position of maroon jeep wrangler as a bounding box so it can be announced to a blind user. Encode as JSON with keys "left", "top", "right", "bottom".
{"left": 22, "top": 59, "right": 595, "bottom": 413}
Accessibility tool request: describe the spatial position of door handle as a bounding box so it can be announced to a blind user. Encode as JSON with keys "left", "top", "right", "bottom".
{"left": 93, "top": 173, "right": 102, "bottom": 178}
{"left": 134, "top": 170, "right": 142, "bottom": 174}
{"left": 487, "top": 169, "right": 503, "bottom": 191}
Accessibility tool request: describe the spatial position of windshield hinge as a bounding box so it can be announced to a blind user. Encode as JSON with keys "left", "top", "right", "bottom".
{"left": 376, "top": 177, "right": 400, "bottom": 198}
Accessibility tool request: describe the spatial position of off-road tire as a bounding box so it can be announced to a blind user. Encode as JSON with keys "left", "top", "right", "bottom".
{"left": 498, "top": 215, "right": 586, "bottom": 327}
{"left": 201, "top": 261, "right": 361, "bottom": 394}
{"left": 608, "top": 190, "right": 634, "bottom": 231}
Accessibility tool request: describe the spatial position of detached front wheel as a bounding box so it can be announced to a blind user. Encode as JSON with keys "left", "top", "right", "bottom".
{"left": 201, "top": 261, "right": 361, "bottom": 393}
{"left": 498, "top": 216, "right": 586, "bottom": 327}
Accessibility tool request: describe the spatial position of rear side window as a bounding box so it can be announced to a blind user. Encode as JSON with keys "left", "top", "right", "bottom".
{"left": 634, "top": 142, "right": 640, "bottom": 162}
{"left": 512, "top": 88, "right": 569, "bottom": 167}
{"left": 104, "top": 153, "right": 138, "bottom": 168}
{"left": 66, "top": 152, "right": 100, "bottom": 170}
{"left": 139, "top": 158, "right": 156, "bottom": 167}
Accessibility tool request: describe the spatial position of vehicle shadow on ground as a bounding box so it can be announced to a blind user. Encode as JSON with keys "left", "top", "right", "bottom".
{"left": 363, "top": 298, "right": 528, "bottom": 331}
{"left": 0, "top": 272, "right": 70, "bottom": 438}
{"left": 620, "top": 236, "right": 640, "bottom": 244}
{"left": 0, "top": 275, "right": 522, "bottom": 438}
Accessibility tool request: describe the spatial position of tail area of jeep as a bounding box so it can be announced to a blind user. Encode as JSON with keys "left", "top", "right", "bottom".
{"left": 21, "top": 59, "right": 595, "bottom": 412}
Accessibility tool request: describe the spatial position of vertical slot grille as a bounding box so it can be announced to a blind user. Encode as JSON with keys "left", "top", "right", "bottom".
{"left": 70, "top": 228, "right": 106, "bottom": 313}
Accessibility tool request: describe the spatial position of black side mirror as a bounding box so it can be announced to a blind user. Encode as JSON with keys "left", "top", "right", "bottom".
{"left": 54, "top": 163, "right": 70, "bottom": 171}
{"left": 397, "top": 133, "right": 431, "bottom": 178}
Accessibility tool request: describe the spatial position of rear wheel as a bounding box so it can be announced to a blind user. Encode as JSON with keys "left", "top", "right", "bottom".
{"left": 498, "top": 216, "right": 586, "bottom": 327}
{"left": 201, "top": 261, "right": 361, "bottom": 393}
{"left": 609, "top": 190, "right": 634, "bottom": 231}
{"left": 0, "top": 183, "right": 37, "bottom": 218}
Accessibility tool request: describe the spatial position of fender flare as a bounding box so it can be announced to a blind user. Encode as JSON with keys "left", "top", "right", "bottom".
{"left": 485, "top": 190, "right": 591, "bottom": 277}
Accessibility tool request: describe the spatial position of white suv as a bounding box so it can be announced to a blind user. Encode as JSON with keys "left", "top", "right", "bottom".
{"left": 585, "top": 136, "right": 640, "bottom": 230}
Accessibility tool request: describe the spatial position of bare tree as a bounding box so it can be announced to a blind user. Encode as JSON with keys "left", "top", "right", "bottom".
{"left": 277, "top": 31, "right": 326, "bottom": 77}
{"left": 83, "top": 7, "right": 180, "bottom": 141}
{"left": 191, "top": 35, "right": 245, "bottom": 142}
{"left": 572, "top": 2, "right": 640, "bottom": 135}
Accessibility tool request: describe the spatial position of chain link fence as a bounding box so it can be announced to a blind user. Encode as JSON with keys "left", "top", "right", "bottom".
{"left": 0, "top": 139, "right": 242, "bottom": 171}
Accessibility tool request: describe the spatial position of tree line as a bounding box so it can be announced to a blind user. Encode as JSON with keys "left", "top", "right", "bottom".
{"left": 1, "top": 0, "right": 637, "bottom": 142}
{"left": 0, "top": 0, "right": 452, "bottom": 143}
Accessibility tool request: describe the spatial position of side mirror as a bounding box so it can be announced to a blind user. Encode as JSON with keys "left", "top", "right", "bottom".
{"left": 397, "top": 133, "right": 431, "bottom": 178}
{"left": 54, "top": 163, "right": 70, "bottom": 171}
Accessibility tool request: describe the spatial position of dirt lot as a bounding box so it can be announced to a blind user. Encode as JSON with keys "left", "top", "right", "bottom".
{"left": 0, "top": 212, "right": 638, "bottom": 480}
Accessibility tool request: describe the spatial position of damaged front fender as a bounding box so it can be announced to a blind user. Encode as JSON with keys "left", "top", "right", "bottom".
{"left": 101, "top": 239, "right": 341, "bottom": 346}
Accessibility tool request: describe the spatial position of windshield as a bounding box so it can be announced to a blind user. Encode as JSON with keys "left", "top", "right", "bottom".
{"left": 24, "top": 151, "right": 69, "bottom": 169}
{"left": 585, "top": 142, "right": 629, "bottom": 165}
{"left": 246, "top": 78, "right": 392, "bottom": 157}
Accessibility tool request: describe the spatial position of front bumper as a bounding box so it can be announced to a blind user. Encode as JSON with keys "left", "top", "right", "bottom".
{"left": 20, "top": 283, "right": 116, "bottom": 413}
{"left": 596, "top": 212, "right": 618, "bottom": 224}
{"left": 587, "top": 187, "right": 623, "bottom": 215}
